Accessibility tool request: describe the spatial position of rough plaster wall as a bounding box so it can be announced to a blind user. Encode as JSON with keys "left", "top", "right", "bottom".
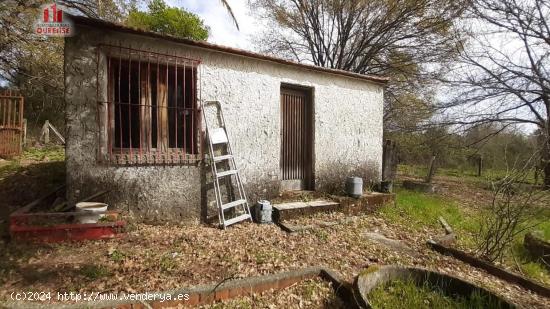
{"left": 198, "top": 56, "right": 383, "bottom": 196}
{"left": 65, "top": 28, "right": 202, "bottom": 224}
{"left": 64, "top": 25, "right": 383, "bottom": 223}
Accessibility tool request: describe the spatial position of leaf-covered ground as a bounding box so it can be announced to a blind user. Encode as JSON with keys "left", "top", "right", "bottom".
{"left": 1, "top": 208, "right": 549, "bottom": 308}
{"left": 194, "top": 279, "right": 345, "bottom": 309}
{"left": 1, "top": 153, "right": 549, "bottom": 308}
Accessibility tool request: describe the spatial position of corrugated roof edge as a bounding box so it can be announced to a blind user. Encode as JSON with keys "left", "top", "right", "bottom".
{"left": 68, "top": 14, "right": 389, "bottom": 85}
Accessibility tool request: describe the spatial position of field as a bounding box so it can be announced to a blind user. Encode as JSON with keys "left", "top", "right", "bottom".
{"left": 395, "top": 164, "right": 550, "bottom": 285}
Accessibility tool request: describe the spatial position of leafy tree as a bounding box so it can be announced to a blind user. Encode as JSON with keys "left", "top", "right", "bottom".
{"left": 59, "top": 0, "right": 137, "bottom": 22}
{"left": 0, "top": 0, "right": 133, "bottom": 131}
{"left": 126, "top": 0, "right": 209, "bottom": 40}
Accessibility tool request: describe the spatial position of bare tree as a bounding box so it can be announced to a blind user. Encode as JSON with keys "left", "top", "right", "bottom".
{"left": 218, "top": 0, "right": 239, "bottom": 30}
{"left": 477, "top": 156, "right": 548, "bottom": 263}
{"left": 440, "top": 0, "right": 550, "bottom": 187}
{"left": 251, "top": 0, "right": 466, "bottom": 132}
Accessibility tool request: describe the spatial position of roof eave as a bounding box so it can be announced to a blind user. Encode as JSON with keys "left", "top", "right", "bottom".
{"left": 68, "top": 15, "right": 390, "bottom": 85}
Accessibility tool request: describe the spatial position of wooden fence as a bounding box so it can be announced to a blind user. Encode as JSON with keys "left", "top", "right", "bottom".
{"left": 0, "top": 89, "right": 24, "bottom": 157}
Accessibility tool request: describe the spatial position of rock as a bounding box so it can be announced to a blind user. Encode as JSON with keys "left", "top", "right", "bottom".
{"left": 402, "top": 180, "right": 437, "bottom": 193}
{"left": 433, "top": 233, "right": 456, "bottom": 246}
{"left": 524, "top": 231, "right": 550, "bottom": 268}
{"left": 363, "top": 232, "right": 418, "bottom": 256}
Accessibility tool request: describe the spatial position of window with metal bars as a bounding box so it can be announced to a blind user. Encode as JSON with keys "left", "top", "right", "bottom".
{"left": 97, "top": 45, "right": 201, "bottom": 165}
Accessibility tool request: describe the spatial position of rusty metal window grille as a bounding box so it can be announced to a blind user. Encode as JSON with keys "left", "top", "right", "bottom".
{"left": 97, "top": 45, "right": 201, "bottom": 165}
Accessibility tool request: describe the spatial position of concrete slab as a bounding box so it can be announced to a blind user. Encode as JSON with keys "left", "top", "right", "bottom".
{"left": 272, "top": 200, "right": 341, "bottom": 221}
{"left": 363, "top": 232, "right": 418, "bottom": 256}
{"left": 272, "top": 193, "right": 395, "bottom": 222}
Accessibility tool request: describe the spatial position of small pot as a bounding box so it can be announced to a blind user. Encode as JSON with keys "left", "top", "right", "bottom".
{"left": 379, "top": 181, "right": 393, "bottom": 193}
{"left": 346, "top": 177, "right": 363, "bottom": 198}
{"left": 75, "top": 202, "right": 108, "bottom": 224}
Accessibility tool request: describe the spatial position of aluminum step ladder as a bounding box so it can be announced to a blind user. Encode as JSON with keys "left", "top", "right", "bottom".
{"left": 202, "top": 100, "right": 252, "bottom": 229}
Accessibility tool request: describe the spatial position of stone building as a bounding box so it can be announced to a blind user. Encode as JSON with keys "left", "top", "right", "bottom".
{"left": 64, "top": 15, "right": 388, "bottom": 224}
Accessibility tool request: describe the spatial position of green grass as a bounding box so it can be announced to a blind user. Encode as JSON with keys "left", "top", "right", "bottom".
{"left": 0, "top": 145, "right": 65, "bottom": 178}
{"left": 0, "top": 160, "right": 21, "bottom": 178}
{"left": 368, "top": 279, "right": 509, "bottom": 309}
{"left": 379, "top": 188, "right": 479, "bottom": 246}
{"left": 382, "top": 186, "right": 550, "bottom": 285}
{"left": 398, "top": 164, "right": 538, "bottom": 185}
{"left": 80, "top": 264, "right": 110, "bottom": 280}
{"left": 109, "top": 249, "right": 126, "bottom": 263}
{"left": 510, "top": 241, "right": 550, "bottom": 285}
{"left": 21, "top": 145, "right": 65, "bottom": 162}
{"left": 535, "top": 221, "right": 550, "bottom": 241}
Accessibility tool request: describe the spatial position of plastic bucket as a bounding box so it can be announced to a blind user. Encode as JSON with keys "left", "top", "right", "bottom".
{"left": 255, "top": 200, "right": 272, "bottom": 224}
{"left": 346, "top": 177, "right": 363, "bottom": 198}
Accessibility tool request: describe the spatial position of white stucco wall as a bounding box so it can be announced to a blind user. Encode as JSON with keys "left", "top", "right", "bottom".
{"left": 65, "top": 24, "right": 384, "bottom": 223}
{"left": 199, "top": 51, "right": 384, "bottom": 194}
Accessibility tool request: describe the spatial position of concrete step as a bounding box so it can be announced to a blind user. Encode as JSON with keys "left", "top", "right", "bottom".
{"left": 216, "top": 169, "right": 238, "bottom": 178}
{"left": 272, "top": 192, "right": 396, "bottom": 222}
{"left": 221, "top": 199, "right": 247, "bottom": 210}
{"left": 224, "top": 213, "right": 251, "bottom": 227}
{"left": 272, "top": 200, "right": 340, "bottom": 222}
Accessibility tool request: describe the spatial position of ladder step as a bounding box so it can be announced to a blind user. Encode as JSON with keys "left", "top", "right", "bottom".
{"left": 213, "top": 154, "right": 233, "bottom": 162}
{"left": 210, "top": 128, "right": 228, "bottom": 144}
{"left": 224, "top": 214, "right": 251, "bottom": 227}
{"left": 222, "top": 199, "right": 247, "bottom": 210}
{"left": 217, "top": 169, "right": 238, "bottom": 178}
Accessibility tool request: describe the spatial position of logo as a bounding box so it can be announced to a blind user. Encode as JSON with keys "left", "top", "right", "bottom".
{"left": 35, "top": 3, "right": 74, "bottom": 36}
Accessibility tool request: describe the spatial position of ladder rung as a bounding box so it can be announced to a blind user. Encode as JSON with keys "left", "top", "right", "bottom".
{"left": 217, "top": 169, "right": 238, "bottom": 178}
{"left": 213, "top": 154, "right": 233, "bottom": 162}
{"left": 222, "top": 199, "right": 247, "bottom": 210}
{"left": 224, "top": 214, "right": 251, "bottom": 227}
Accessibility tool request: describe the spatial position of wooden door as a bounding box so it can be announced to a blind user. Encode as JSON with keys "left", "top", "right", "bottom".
{"left": 280, "top": 86, "right": 313, "bottom": 191}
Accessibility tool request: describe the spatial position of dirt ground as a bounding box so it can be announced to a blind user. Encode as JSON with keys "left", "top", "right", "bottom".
{"left": 193, "top": 279, "right": 345, "bottom": 309}
{"left": 1, "top": 210, "right": 548, "bottom": 308}
{"left": 1, "top": 154, "right": 549, "bottom": 308}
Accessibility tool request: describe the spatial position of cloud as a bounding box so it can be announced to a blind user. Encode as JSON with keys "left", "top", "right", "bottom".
{"left": 165, "top": 0, "right": 261, "bottom": 51}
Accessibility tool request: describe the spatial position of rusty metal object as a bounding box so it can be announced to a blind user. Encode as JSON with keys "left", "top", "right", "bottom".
{"left": 0, "top": 89, "right": 24, "bottom": 158}
{"left": 96, "top": 44, "right": 202, "bottom": 165}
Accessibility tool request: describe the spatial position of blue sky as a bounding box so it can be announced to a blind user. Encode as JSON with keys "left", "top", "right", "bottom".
{"left": 165, "top": 0, "right": 260, "bottom": 50}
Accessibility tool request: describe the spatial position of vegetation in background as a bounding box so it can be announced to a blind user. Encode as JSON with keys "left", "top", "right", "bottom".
{"left": 398, "top": 165, "right": 538, "bottom": 186}
{"left": 368, "top": 279, "right": 508, "bottom": 309}
{"left": 0, "top": 0, "right": 213, "bottom": 136}
{"left": 126, "top": 0, "right": 209, "bottom": 40}
{"left": 476, "top": 165, "right": 549, "bottom": 263}
{"left": 389, "top": 124, "right": 539, "bottom": 177}
{"left": 382, "top": 184, "right": 550, "bottom": 285}
{"left": 380, "top": 188, "right": 478, "bottom": 246}
{"left": 437, "top": 0, "right": 550, "bottom": 187}
{"left": 252, "top": 0, "right": 467, "bottom": 133}
{"left": 0, "top": 146, "right": 64, "bottom": 176}
{"left": 0, "top": 145, "right": 65, "bottom": 238}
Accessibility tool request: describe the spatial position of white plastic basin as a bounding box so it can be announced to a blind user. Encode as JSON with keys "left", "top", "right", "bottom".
{"left": 75, "top": 202, "right": 108, "bottom": 224}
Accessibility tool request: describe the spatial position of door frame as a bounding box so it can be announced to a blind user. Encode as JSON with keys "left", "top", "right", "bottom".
{"left": 279, "top": 83, "right": 315, "bottom": 191}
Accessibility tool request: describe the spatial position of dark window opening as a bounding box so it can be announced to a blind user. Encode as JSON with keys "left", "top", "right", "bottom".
{"left": 102, "top": 48, "right": 200, "bottom": 164}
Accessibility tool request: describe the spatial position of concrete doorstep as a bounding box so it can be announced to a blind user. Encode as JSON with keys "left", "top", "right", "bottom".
{"left": 272, "top": 193, "right": 395, "bottom": 223}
